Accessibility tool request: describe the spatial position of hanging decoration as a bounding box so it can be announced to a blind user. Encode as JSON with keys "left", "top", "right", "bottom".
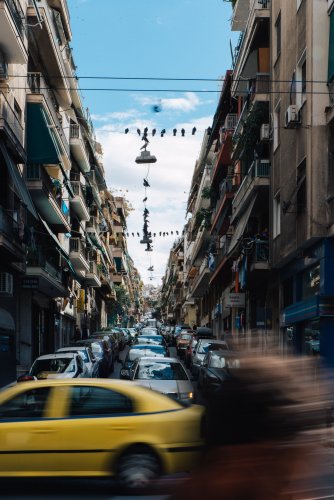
{"left": 124, "top": 127, "right": 198, "bottom": 136}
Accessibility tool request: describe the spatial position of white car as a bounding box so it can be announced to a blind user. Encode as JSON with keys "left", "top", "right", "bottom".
{"left": 56, "top": 347, "right": 97, "bottom": 377}
{"left": 191, "top": 339, "right": 229, "bottom": 377}
{"left": 140, "top": 327, "right": 158, "bottom": 336}
{"left": 130, "top": 357, "right": 194, "bottom": 405}
{"left": 29, "top": 353, "right": 87, "bottom": 379}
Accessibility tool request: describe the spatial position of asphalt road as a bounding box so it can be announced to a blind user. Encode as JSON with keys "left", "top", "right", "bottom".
{"left": 2, "top": 343, "right": 334, "bottom": 498}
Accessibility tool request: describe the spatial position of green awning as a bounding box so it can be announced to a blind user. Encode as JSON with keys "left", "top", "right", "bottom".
{"left": 0, "top": 142, "right": 38, "bottom": 219}
{"left": 26, "top": 103, "right": 62, "bottom": 164}
{"left": 329, "top": 9, "right": 334, "bottom": 82}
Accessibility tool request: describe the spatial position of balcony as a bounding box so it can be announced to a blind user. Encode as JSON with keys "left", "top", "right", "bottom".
{"left": 111, "top": 273, "right": 125, "bottom": 286}
{"left": 189, "top": 257, "right": 210, "bottom": 298}
{"left": 248, "top": 73, "right": 270, "bottom": 103}
{"left": 85, "top": 261, "right": 101, "bottom": 287}
{"left": 0, "top": 205, "right": 25, "bottom": 262}
{"left": 250, "top": 240, "right": 269, "bottom": 271}
{"left": 211, "top": 180, "right": 236, "bottom": 231}
{"left": 27, "top": 1, "right": 72, "bottom": 108}
{"left": 26, "top": 72, "right": 70, "bottom": 169}
{"left": 0, "top": 91, "right": 25, "bottom": 161}
{"left": 0, "top": 0, "right": 27, "bottom": 63}
{"left": 25, "top": 164, "right": 71, "bottom": 233}
{"left": 70, "top": 181, "right": 90, "bottom": 221}
{"left": 231, "top": 159, "right": 270, "bottom": 222}
{"left": 26, "top": 248, "right": 68, "bottom": 297}
{"left": 86, "top": 216, "right": 103, "bottom": 247}
{"left": 69, "top": 238, "right": 89, "bottom": 273}
{"left": 100, "top": 272, "right": 113, "bottom": 292}
{"left": 86, "top": 170, "right": 102, "bottom": 207}
{"left": 70, "top": 124, "right": 91, "bottom": 173}
{"left": 48, "top": 0, "right": 71, "bottom": 41}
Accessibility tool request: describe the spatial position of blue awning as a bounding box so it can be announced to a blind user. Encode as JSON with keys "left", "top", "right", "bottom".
{"left": 329, "top": 9, "right": 334, "bottom": 82}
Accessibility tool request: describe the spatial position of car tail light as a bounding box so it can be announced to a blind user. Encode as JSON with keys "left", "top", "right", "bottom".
{"left": 17, "top": 375, "right": 36, "bottom": 382}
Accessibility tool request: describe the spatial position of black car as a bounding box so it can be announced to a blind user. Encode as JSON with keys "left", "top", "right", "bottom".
{"left": 197, "top": 350, "right": 240, "bottom": 397}
{"left": 90, "top": 332, "right": 119, "bottom": 365}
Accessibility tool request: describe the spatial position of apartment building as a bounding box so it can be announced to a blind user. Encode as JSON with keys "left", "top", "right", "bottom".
{"left": 0, "top": 0, "right": 141, "bottom": 385}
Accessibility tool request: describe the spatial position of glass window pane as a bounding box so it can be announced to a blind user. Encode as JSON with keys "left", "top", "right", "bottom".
{"left": 69, "top": 386, "right": 133, "bottom": 417}
{"left": 0, "top": 387, "right": 50, "bottom": 419}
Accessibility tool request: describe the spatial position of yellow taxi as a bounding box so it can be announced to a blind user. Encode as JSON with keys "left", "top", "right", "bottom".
{"left": 0, "top": 378, "right": 204, "bottom": 489}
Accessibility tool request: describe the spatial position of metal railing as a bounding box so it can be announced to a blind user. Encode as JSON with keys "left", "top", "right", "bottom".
{"left": 26, "top": 164, "right": 64, "bottom": 210}
{"left": 88, "top": 260, "right": 98, "bottom": 275}
{"left": 249, "top": 73, "right": 270, "bottom": 98}
{"left": 69, "top": 237, "right": 87, "bottom": 256}
{"left": 71, "top": 181, "right": 87, "bottom": 203}
{"left": 252, "top": 240, "right": 269, "bottom": 263}
{"left": 5, "top": 0, "right": 25, "bottom": 36}
{"left": 0, "top": 91, "right": 24, "bottom": 147}
{"left": 232, "top": 159, "right": 270, "bottom": 213}
{"left": 224, "top": 113, "right": 238, "bottom": 130}
{"left": 0, "top": 206, "right": 19, "bottom": 240}
{"left": 27, "top": 249, "right": 62, "bottom": 282}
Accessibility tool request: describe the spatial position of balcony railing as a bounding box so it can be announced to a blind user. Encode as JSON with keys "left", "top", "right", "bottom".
{"left": 252, "top": 240, "right": 269, "bottom": 263}
{"left": 71, "top": 181, "right": 87, "bottom": 202}
{"left": 0, "top": 206, "right": 20, "bottom": 240}
{"left": 69, "top": 237, "right": 87, "bottom": 256}
{"left": 248, "top": 73, "right": 270, "bottom": 99}
{"left": 26, "top": 164, "right": 67, "bottom": 213}
{"left": 0, "top": 91, "right": 24, "bottom": 147}
{"left": 232, "top": 159, "right": 270, "bottom": 214}
{"left": 27, "top": 249, "right": 63, "bottom": 282}
{"left": 223, "top": 113, "right": 238, "bottom": 130}
{"left": 89, "top": 260, "right": 98, "bottom": 275}
{"left": 5, "top": 0, "right": 25, "bottom": 36}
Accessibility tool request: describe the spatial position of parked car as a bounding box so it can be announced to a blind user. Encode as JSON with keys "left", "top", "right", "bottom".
{"left": 197, "top": 350, "right": 240, "bottom": 397}
{"left": 172, "top": 324, "right": 192, "bottom": 345}
{"left": 109, "top": 327, "right": 127, "bottom": 351}
{"left": 0, "top": 379, "right": 204, "bottom": 489}
{"left": 29, "top": 353, "right": 87, "bottom": 379}
{"left": 185, "top": 337, "right": 198, "bottom": 369}
{"left": 140, "top": 327, "right": 159, "bottom": 336}
{"left": 73, "top": 339, "right": 112, "bottom": 378}
{"left": 191, "top": 339, "right": 229, "bottom": 377}
{"left": 176, "top": 332, "right": 193, "bottom": 358}
{"left": 136, "top": 335, "right": 169, "bottom": 352}
{"left": 90, "top": 333, "right": 118, "bottom": 368}
{"left": 129, "top": 357, "right": 194, "bottom": 405}
{"left": 56, "top": 347, "right": 98, "bottom": 378}
{"left": 120, "top": 344, "right": 168, "bottom": 379}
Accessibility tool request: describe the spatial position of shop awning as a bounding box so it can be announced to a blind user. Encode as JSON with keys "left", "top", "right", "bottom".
{"left": 0, "top": 309, "right": 15, "bottom": 332}
{"left": 26, "top": 103, "right": 63, "bottom": 164}
{"left": 228, "top": 195, "right": 257, "bottom": 256}
{"left": 0, "top": 142, "right": 38, "bottom": 219}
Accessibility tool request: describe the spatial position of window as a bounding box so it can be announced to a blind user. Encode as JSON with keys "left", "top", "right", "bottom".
{"left": 297, "top": 50, "right": 307, "bottom": 107}
{"left": 297, "top": 0, "right": 304, "bottom": 10}
{"left": 273, "top": 103, "right": 281, "bottom": 150}
{"left": 0, "top": 387, "right": 50, "bottom": 420}
{"left": 275, "top": 12, "right": 281, "bottom": 60}
{"left": 297, "top": 159, "right": 307, "bottom": 214}
{"left": 69, "top": 386, "right": 133, "bottom": 417}
{"left": 13, "top": 99, "right": 22, "bottom": 122}
{"left": 273, "top": 195, "right": 281, "bottom": 237}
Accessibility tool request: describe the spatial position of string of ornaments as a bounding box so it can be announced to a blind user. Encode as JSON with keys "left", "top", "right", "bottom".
{"left": 124, "top": 127, "right": 206, "bottom": 137}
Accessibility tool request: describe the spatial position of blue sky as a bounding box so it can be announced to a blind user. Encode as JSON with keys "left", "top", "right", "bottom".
{"left": 67, "top": 0, "right": 238, "bottom": 285}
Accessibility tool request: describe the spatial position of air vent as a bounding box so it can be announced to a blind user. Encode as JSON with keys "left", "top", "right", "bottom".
{"left": 0, "top": 273, "right": 13, "bottom": 295}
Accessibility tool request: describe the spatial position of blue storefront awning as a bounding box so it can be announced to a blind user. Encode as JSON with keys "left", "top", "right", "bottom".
{"left": 329, "top": 9, "right": 334, "bottom": 83}
{"left": 26, "top": 104, "right": 62, "bottom": 165}
{"left": 282, "top": 295, "right": 334, "bottom": 326}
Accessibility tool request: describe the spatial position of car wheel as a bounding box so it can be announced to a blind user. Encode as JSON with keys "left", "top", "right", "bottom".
{"left": 116, "top": 450, "right": 160, "bottom": 490}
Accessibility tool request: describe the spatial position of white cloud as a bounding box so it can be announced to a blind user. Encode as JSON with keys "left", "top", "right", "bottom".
{"left": 135, "top": 92, "right": 201, "bottom": 113}
{"left": 97, "top": 114, "right": 212, "bottom": 286}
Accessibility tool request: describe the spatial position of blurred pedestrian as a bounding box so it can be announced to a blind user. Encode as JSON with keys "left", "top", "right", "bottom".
{"left": 172, "top": 355, "right": 327, "bottom": 500}
{"left": 74, "top": 324, "right": 81, "bottom": 342}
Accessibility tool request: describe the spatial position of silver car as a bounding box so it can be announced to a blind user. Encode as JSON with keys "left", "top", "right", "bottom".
{"left": 191, "top": 339, "right": 229, "bottom": 377}
{"left": 130, "top": 357, "right": 194, "bottom": 405}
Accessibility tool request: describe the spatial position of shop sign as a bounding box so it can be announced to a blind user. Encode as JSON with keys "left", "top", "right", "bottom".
{"left": 226, "top": 293, "right": 245, "bottom": 308}
{"left": 22, "top": 277, "right": 39, "bottom": 289}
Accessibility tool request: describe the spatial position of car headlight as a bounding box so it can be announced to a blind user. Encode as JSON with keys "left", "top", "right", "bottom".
{"left": 179, "top": 391, "right": 193, "bottom": 400}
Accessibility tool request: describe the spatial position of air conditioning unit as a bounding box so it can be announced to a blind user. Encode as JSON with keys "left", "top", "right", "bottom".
{"left": 260, "top": 123, "right": 270, "bottom": 140}
{"left": 285, "top": 105, "right": 300, "bottom": 129}
{"left": 0, "top": 273, "right": 13, "bottom": 295}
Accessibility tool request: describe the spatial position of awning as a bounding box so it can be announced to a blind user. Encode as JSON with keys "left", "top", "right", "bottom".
{"left": 0, "top": 142, "right": 38, "bottom": 219}
{"left": 228, "top": 195, "right": 257, "bottom": 256}
{"left": 26, "top": 103, "right": 62, "bottom": 164}
{"left": 329, "top": 8, "right": 334, "bottom": 83}
{"left": 0, "top": 309, "right": 15, "bottom": 332}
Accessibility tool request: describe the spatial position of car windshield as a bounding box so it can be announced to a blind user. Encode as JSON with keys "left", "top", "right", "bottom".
{"left": 128, "top": 346, "right": 166, "bottom": 361}
{"left": 141, "top": 328, "right": 157, "bottom": 335}
{"left": 90, "top": 343, "right": 103, "bottom": 358}
{"left": 30, "top": 358, "right": 75, "bottom": 378}
{"left": 60, "top": 349, "right": 88, "bottom": 363}
{"left": 135, "top": 361, "right": 189, "bottom": 380}
{"left": 136, "top": 336, "right": 162, "bottom": 345}
{"left": 180, "top": 334, "right": 192, "bottom": 341}
{"left": 198, "top": 342, "right": 226, "bottom": 354}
